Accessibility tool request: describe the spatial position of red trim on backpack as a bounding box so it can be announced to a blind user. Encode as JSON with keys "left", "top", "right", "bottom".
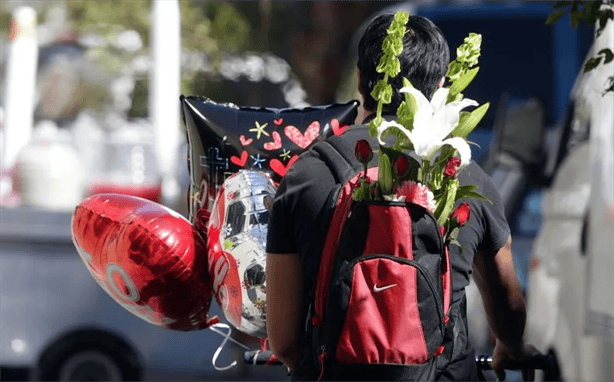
{"left": 442, "top": 245, "right": 451, "bottom": 319}
{"left": 313, "top": 167, "right": 379, "bottom": 327}
{"left": 434, "top": 345, "right": 445, "bottom": 357}
{"left": 335, "top": 258, "right": 429, "bottom": 365}
{"left": 317, "top": 349, "right": 329, "bottom": 381}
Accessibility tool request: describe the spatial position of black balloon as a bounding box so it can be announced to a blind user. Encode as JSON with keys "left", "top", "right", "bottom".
{"left": 180, "top": 95, "right": 359, "bottom": 233}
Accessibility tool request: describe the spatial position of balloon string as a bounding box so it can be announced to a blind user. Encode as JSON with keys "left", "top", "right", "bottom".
{"left": 208, "top": 324, "right": 251, "bottom": 350}
{"left": 210, "top": 323, "right": 259, "bottom": 371}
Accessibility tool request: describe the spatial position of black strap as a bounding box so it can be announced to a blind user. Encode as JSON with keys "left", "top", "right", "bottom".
{"left": 312, "top": 137, "right": 361, "bottom": 186}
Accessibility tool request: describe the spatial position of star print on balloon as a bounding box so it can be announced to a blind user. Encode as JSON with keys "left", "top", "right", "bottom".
{"left": 180, "top": 95, "right": 358, "bottom": 231}
{"left": 249, "top": 121, "right": 270, "bottom": 139}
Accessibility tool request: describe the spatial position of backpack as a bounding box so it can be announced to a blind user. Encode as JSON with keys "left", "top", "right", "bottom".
{"left": 308, "top": 137, "right": 452, "bottom": 381}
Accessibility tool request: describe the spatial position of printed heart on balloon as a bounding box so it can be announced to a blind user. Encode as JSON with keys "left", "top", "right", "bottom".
{"left": 331, "top": 118, "right": 350, "bottom": 136}
{"left": 269, "top": 155, "right": 299, "bottom": 177}
{"left": 230, "top": 150, "right": 248, "bottom": 167}
{"left": 263, "top": 131, "right": 282, "bottom": 151}
{"left": 239, "top": 135, "right": 253, "bottom": 146}
{"left": 285, "top": 121, "right": 320, "bottom": 149}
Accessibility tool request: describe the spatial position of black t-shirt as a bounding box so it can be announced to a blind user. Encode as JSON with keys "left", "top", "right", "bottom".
{"left": 266, "top": 123, "right": 510, "bottom": 379}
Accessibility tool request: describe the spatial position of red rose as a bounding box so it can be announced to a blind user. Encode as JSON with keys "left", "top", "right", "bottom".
{"left": 444, "top": 157, "right": 462, "bottom": 178}
{"left": 392, "top": 155, "right": 410, "bottom": 178}
{"left": 450, "top": 202, "right": 471, "bottom": 226}
{"left": 354, "top": 140, "right": 373, "bottom": 164}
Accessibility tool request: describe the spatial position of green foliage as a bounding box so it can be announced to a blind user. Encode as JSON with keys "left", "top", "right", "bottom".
{"left": 446, "top": 33, "right": 483, "bottom": 103}
{"left": 546, "top": 1, "right": 614, "bottom": 94}
{"left": 455, "top": 184, "right": 490, "bottom": 203}
{"left": 352, "top": 179, "right": 373, "bottom": 202}
{"left": 378, "top": 153, "right": 394, "bottom": 195}
{"left": 452, "top": 102, "right": 490, "bottom": 138}
{"left": 434, "top": 178, "right": 459, "bottom": 226}
{"left": 584, "top": 48, "right": 614, "bottom": 72}
{"left": 207, "top": 2, "right": 251, "bottom": 54}
{"left": 446, "top": 33, "right": 482, "bottom": 82}
{"left": 372, "top": 79, "right": 393, "bottom": 105}
{"left": 448, "top": 67, "right": 479, "bottom": 101}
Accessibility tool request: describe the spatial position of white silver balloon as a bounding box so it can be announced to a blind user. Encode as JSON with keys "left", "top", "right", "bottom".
{"left": 207, "top": 170, "right": 277, "bottom": 337}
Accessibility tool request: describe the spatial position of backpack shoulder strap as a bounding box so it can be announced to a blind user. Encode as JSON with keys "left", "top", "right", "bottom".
{"left": 312, "top": 136, "right": 360, "bottom": 183}
{"left": 310, "top": 138, "right": 378, "bottom": 327}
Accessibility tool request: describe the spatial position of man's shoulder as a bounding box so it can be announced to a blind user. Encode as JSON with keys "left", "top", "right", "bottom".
{"left": 457, "top": 161, "right": 491, "bottom": 186}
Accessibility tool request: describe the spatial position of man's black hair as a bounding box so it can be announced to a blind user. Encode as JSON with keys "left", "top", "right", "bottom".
{"left": 358, "top": 14, "right": 450, "bottom": 113}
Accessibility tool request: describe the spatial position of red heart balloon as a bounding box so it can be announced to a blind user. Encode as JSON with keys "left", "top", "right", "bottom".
{"left": 71, "top": 193, "right": 218, "bottom": 330}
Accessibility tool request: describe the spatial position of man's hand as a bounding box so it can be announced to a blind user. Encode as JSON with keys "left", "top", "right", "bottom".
{"left": 492, "top": 339, "right": 541, "bottom": 381}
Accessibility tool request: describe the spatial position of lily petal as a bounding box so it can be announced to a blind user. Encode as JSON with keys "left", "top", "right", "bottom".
{"left": 401, "top": 87, "right": 434, "bottom": 135}
{"left": 432, "top": 97, "right": 479, "bottom": 139}
{"left": 430, "top": 88, "right": 449, "bottom": 112}
{"left": 407, "top": 125, "right": 433, "bottom": 158}
{"left": 375, "top": 120, "right": 412, "bottom": 145}
{"left": 441, "top": 137, "right": 472, "bottom": 167}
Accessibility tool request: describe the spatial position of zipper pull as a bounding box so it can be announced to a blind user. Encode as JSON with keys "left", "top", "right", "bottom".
{"left": 317, "top": 346, "right": 329, "bottom": 381}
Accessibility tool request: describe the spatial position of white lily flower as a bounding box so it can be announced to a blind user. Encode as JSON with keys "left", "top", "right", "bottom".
{"left": 393, "top": 86, "right": 477, "bottom": 167}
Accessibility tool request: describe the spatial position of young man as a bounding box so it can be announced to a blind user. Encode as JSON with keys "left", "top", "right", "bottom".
{"left": 266, "top": 14, "right": 537, "bottom": 381}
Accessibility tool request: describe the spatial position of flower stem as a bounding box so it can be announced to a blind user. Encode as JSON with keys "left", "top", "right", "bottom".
{"left": 420, "top": 159, "right": 431, "bottom": 184}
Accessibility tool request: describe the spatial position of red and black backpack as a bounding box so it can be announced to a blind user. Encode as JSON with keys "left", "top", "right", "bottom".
{"left": 308, "top": 137, "right": 453, "bottom": 381}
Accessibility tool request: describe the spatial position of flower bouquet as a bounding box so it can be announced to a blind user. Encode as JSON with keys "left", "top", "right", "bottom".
{"left": 353, "top": 11, "right": 490, "bottom": 249}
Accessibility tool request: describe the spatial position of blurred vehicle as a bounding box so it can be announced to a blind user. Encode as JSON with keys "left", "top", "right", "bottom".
{"left": 0, "top": 205, "right": 287, "bottom": 381}
{"left": 525, "top": 14, "right": 614, "bottom": 382}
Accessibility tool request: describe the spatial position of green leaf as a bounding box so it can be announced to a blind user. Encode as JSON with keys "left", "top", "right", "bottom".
{"left": 584, "top": 56, "right": 603, "bottom": 72}
{"left": 570, "top": 7, "right": 580, "bottom": 28}
{"left": 435, "top": 179, "right": 459, "bottom": 226}
{"left": 352, "top": 179, "right": 372, "bottom": 202}
{"left": 448, "top": 67, "right": 480, "bottom": 101}
{"left": 448, "top": 239, "right": 463, "bottom": 253}
{"left": 448, "top": 226, "right": 460, "bottom": 242}
{"left": 553, "top": 1, "right": 572, "bottom": 9}
{"left": 369, "top": 117, "right": 382, "bottom": 136}
{"left": 545, "top": 9, "right": 566, "bottom": 25}
{"left": 378, "top": 153, "right": 393, "bottom": 195}
{"left": 398, "top": 90, "right": 418, "bottom": 125}
{"left": 600, "top": 48, "right": 614, "bottom": 65}
{"left": 454, "top": 185, "right": 480, "bottom": 201}
{"left": 452, "top": 102, "right": 490, "bottom": 138}
{"left": 429, "top": 160, "right": 446, "bottom": 191}
{"left": 463, "top": 191, "right": 491, "bottom": 203}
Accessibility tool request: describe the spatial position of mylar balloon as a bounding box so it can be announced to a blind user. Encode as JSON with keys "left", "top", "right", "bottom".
{"left": 207, "top": 170, "right": 276, "bottom": 338}
{"left": 180, "top": 95, "right": 358, "bottom": 233}
{"left": 71, "top": 193, "right": 218, "bottom": 330}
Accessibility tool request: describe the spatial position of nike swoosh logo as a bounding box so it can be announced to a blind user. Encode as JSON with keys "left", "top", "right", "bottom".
{"left": 373, "top": 283, "right": 397, "bottom": 293}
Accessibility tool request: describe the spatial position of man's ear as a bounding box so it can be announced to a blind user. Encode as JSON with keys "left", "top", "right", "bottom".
{"left": 438, "top": 76, "right": 445, "bottom": 88}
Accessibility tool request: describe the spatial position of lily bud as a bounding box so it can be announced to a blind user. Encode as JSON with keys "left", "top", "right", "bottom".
{"left": 444, "top": 157, "right": 462, "bottom": 178}
{"left": 354, "top": 140, "right": 373, "bottom": 164}
{"left": 450, "top": 202, "right": 471, "bottom": 226}
{"left": 392, "top": 155, "right": 410, "bottom": 178}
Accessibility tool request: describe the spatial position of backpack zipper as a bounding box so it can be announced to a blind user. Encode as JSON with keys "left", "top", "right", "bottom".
{"left": 317, "top": 346, "right": 329, "bottom": 381}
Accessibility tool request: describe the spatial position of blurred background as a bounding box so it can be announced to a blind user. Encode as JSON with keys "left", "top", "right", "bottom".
{"left": 0, "top": 0, "right": 612, "bottom": 381}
